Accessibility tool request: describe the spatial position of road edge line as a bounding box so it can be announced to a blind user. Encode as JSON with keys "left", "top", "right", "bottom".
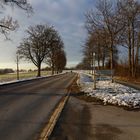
{"left": 39, "top": 95, "right": 69, "bottom": 140}
{"left": 38, "top": 74, "right": 77, "bottom": 140}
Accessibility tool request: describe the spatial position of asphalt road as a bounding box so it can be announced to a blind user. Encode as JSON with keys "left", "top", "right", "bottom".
{"left": 0, "top": 72, "right": 76, "bottom": 140}
{"left": 51, "top": 96, "right": 140, "bottom": 140}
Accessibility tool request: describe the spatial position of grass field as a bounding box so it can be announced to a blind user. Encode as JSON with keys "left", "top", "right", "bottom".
{"left": 0, "top": 71, "right": 52, "bottom": 83}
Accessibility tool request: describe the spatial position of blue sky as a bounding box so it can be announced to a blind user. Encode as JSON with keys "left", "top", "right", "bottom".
{"left": 0, "top": 0, "right": 96, "bottom": 70}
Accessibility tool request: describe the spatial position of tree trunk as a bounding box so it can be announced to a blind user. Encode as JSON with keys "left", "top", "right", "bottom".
{"left": 102, "top": 53, "right": 105, "bottom": 69}
{"left": 97, "top": 47, "right": 100, "bottom": 70}
{"left": 37, "top": 63, "right": 41, "bottom": 77}
{"left": 134, "top": 46, "right": 139, "bottom": 77}
{"left": 128, "top": 22, "right": 132, "bottom": 77}
{"left": 91, "top": 59, "right": 93, "bottom": 75}
{"left": 131, "top": 22, "right": 135, "bottom": 77}
{"left": 91, "top": 54, "right": 94, "bottom": 75}
{"left": 128, "top": 46, "right": 132, "bottom": 77}
{"left": 110, "top": 45, "right": 114, "bottom": 83}
{"left": 51, "top": 64, "right": 54, "bottom": 75}
{"left": 97, "top": 54, "right": 100, "bottom": 70}
{"left": 134, "top": 41, "right": 139, "bottom": 77}
{"left": 16, "top": 55, "right": 19, "bottom": 80}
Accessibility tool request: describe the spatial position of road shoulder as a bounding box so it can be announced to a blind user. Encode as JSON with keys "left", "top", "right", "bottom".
{"left": 50, "top": 83, "right": 140, "bottom": 140}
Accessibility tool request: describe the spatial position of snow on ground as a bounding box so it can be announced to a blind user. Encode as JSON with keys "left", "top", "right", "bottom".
{"left": 78, "top": 72, "right": 140, "bottom": 108}
{"left": 0, "top": 76, "right": 46, "bottom": 86}
{"left": 0, "top": 73, "right": 65, "bottom": 86}
{"left": 77, "top": 73, "right": 93, "bottom": 91}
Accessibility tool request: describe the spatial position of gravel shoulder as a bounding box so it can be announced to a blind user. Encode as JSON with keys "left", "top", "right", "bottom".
{"left": 50, "top": 83, "right": 140, "bottom": 140}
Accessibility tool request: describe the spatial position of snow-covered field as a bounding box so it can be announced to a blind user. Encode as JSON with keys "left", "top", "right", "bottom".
{"left": 0, "top": 73, "right": 65, "bottom": 86}
{"left": 0, "top": 76, "right": 46, "bottom": 86}
{"left": 78, "top": 72, "right": 140, "bottom": 108}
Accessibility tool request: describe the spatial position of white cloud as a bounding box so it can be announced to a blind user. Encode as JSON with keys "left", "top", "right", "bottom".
{"left": 0, "top": 0, "right": 95, "bottom": 69}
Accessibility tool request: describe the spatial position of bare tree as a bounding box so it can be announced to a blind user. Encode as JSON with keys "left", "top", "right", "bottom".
{"left": 0, "top": 0, "right": 32, "bottom": 38}
{"left": 15, "top": 53, "right": 20, "bottom": 80}
{"left": 54, "top": 49, "right": 67, "bottom": 73}
{"left": 76, "top": 57, "right": 91, "bottom": 70}
{"left": 17, "top": 25, "right": 55, "bottom": 77}
{"left": 135, "top": 31, "right": 140, "bottom": 77}
{"left": 83, "top": 0, "right": 140, "bottom": 79}
{"left": 118, "top": 0, "right": 140, "bottom": 77}
{"left": 1, "top": 0, "right": 32, "bottom": 11}
{"left": 45, "top": 30, "right": 64, "bottom": 75}
{"left": 86, "top": 0, "right": 125, "bottom": 82}
{"left": 82, "top": 28, "right": 111, "bottom": 73}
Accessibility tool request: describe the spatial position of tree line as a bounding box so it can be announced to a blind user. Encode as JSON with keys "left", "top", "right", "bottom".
{"left": 79, "top": 0, "right": 140, "bottom": 79}
{"left": 0, "top": 68, "right": 14, "bottom": 74}
{"left": 17, "top": 24, "right": 66, "bottom": 77}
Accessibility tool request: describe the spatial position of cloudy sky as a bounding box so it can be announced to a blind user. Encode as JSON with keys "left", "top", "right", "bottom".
{"left": 0, "top": 0, "right": 96, "bottom": 70}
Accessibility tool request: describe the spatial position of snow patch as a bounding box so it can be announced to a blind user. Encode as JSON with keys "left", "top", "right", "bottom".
{"left": 0, "top": 73, "right": 65, "bottom": 86}
{"left": 78, "top": 72, "right": 140, "bottom": 108}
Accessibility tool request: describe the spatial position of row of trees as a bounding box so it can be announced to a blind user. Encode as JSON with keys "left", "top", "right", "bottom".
{"left": 80, "top": 0, "right": 140, "bottom": 78}
{"left": 0, "top": 68, "right": 14, "bottom": 74}
{"left": 17, "top": 24, "right": 66, "bottom": 77}
{"left": 0, "top": 1, "right": 66, "bottom": 77}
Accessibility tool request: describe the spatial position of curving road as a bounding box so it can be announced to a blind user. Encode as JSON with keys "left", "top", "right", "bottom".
{"left": 0, "top": 72, "right": 76, "bottom": 140}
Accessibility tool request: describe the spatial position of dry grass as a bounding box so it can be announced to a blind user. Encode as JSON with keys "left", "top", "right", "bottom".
{"left": 115, "top": 76, "right": 140, "bottom": 85}
{"left": 0, "top": 71, "right": 52, "bottom": 83}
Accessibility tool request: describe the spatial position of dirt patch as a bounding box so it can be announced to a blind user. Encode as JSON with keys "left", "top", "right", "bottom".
{"left": 123, "top": 106, "right": 140, "bottom": 112}
{"left": 77, "top": 93, "right": 140, "bottom": 112}
{"left": 75, "top": 93, "right": 103, "bottom": 104}
{"left": 69, "top": 80, "right": 103, "bottom": 104}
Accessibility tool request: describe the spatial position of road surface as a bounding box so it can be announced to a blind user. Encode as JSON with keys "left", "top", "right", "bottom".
{"left": 50, "top": 80, "right": 140, "bottom": 140}
{"left": 51, "top": 96, "right": 140, "bottom": 140}
{"left": 0, "top": 72, "right": 76, "bottom": 140}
